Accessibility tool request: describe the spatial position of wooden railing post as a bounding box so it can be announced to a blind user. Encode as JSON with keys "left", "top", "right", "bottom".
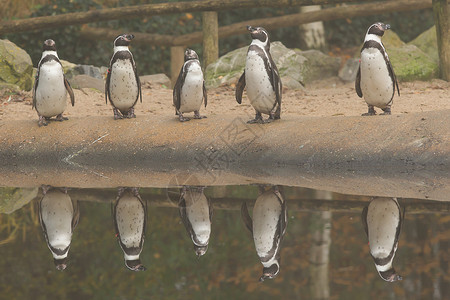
{"left": 202, "top": 11, "right": 219, "bottom": 70}
{"left": 433, "top": 0, "right": 450, "bottom": 81}
{"left": 170, "top": 46, "right": 185, "bottom": 86}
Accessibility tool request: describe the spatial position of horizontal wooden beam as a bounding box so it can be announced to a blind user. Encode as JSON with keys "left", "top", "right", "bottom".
{"left": 0, "top": 0, "right": 383, "bottom": 35}
{"left": 79, "top": 0, "right": 432, "bottom": 47}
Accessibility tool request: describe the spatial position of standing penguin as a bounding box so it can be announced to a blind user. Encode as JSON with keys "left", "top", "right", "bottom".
{"left": 178, "top": 186, "right": 212, "bottom": 257}
{"left": 33, "top": 39, "right": 75, "bottom": 127}
{"left": 236, "top": 26, "right": 282, "bottom": 124}
{"left": 112, "top": 187, "right": 147, "bottom": 271}
{"left": 361, "top": 197, "right": 404, "bottom": 282}
{"left": 356, "top": 22, "right": 400, "bottom": 115}
{"left": 105, "top": 34, "right": 142, "bottom": 119}
{"left": 38, "top": 186, "right": 79, "bottom": 271}
{"left": 173, "top": 49, "right": 207, "bottom": 122}
{"left": 241, "top": 185, "right": 287, "bottom": 281}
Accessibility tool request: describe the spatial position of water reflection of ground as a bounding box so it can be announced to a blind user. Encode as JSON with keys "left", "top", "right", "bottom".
{"left": 0, "top": 185, "right": 448, "bottom": 299}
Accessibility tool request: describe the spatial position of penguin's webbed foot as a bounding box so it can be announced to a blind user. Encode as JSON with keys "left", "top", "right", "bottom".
{"left": 126, "top": 108, "right": 136, "bottom": 119}
{"left": 38, "top": 116, "right": 48, "bottom": 127}
{"left": 193, "top": 111, "right": 207, "bottom": 119}
{"left": 55, "top": 114, "right": 68, "bottom": 122}
{"left": 380, "top": 107, "right": 391, "bottom": 115}
{"left": 178, "top": 113, "right": 191, "bottom": 122}
{"left": 362, "top": 106, "right": 376, "bottom": 116}
{"left": 113, "top": 108, "right": 123, "bottom": 120}
{"left": 247, "top": 112, "right": 264, "bottom": 124}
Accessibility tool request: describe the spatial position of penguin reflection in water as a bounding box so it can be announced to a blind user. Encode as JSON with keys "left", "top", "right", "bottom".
{"left": 241, "top": 185, "right": 287, "bottom": 281}
{"left": 112, "top": 187, "right": 147, "bottom": 271}
{"left": 173, "top": 48, "right": 207, "bottom": 122}
{"left": 105, "top": 34, "right": 142, "bottom": 119}
{"left": 178, "top": 186, "right": 212, "bottom": 257}
{"left": 33, "top": 39, "right": 75, "bottom": 127}
{"left": 361, "top": 197, "right": 404, "bottom": 282}
{"left": 356, "top": 22, "right": 399, "bottom": 115}
{"left": 38, "top": 186, "right": 79, "bottom": 271}
{"left": 236, "top": 26, "right": 282, "bottom": 124}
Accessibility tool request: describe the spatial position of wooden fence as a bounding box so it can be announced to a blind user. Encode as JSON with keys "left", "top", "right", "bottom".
{"left": 0, "top": 0, "right": 448, "bottom": 81}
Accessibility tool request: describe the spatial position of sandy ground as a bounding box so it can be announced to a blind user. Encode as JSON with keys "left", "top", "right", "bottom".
{"left": 0, "top": 77, "right": 449, "bottom": 121}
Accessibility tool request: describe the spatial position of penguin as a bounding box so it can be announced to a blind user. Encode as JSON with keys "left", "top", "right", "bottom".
{"left": 361, "top": 197, "right": 404, "bottom": 282}
{"left": 241, "top": 185, "right": 287, "bottom": 281}
{"left": 178, "top": 186, "right": 212, "bottom": 256}
{"left": 236, "top": 26, "right": 282, "bottom": 124}
{"left": 112, "top": 187, "right": 147, "bottom": 271}
{"left": 38, "top": 186, "right": 79, "bottom": 271}
{"left": 33, "top": 39, "right": 75, "bottom": 127}
{"left": 356, "top": 22, "right": 400, "bottom": 116}
{"left": 105, "top": 34, "right": 142, "bottom": 119}
{"left": 173, "top": 48, "right": 207, "bottom": 122}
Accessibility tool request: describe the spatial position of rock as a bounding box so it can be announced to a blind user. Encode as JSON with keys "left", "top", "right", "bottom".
{"left": 297, "top": 49, "right": 341, "bottom": 83}
{"left": 73, "top": 64, "right": 104, "bottom": 79}
{"left": 382, "top": 30, "right": 405, "bottom": 48}
{"left": 408, "top": 26, "right": 438, "bottom": 63}
{"left": 0, "top": 39, "right": 33, "bottom": 91}
{"left": 205, "top": 46, "right": 247, "bottom": 89}
{"left": 0, "top": 82, "right": 21, "bottom": 93}
{"left": 140, "top": 73, "right": 172, "bottom": 88}
{"left": 388, "top": 44, "right": 438, "bottom": 81}
{"left": 0, "top": 187, "right": 38, "bottom": 214}
{"left": 270, "top": 42, "right": 307, "bottom": 87}
{"left": 60, "top": 59, "right": 77, "bottom": 73}
{"left": 71, "top": 74, "right": 104, "bottom": 92}
{"left": 339, "top": 58, "right": 360, "bottom": 82}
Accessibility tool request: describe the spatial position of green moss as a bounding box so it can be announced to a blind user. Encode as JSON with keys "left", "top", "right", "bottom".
{"left": 389, "top": 45, "right": 438, "bottom": 81}
{"left": 408, "top": 26, "right": 438, "bottom": 63}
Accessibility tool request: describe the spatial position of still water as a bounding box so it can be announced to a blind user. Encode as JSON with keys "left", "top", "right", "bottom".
{"left": 0, "top": 185, "right": 448, "bottom": 300}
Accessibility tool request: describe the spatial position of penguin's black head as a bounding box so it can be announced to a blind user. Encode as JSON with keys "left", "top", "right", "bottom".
{"left": 259, "top": 263, "right": 280, "bottom": 282}
{"left": 379, "top": 268, "right": 402, "bottom": 282}
{"left": 125, "top": 259, "right": 146, "bottom": 272}
{"left": 367, "top": 22, "right": 390, "bottom": 37}
{"left": 43, "top": 39, "right": 56, "bottom": 52}
{"left": 53, "top": 258, "right": 67, "bottom": 271}
{"left": 184, "top": 48, "right": 199, "bottom": 62}
{"left": 194, "top": 244, "right": 208, "bottom": 257}
{"left": 247, "top": 26, "right": 270, "bottom": 45}
{"left": 114, "top": 34, "right": 134, "bottom": 47}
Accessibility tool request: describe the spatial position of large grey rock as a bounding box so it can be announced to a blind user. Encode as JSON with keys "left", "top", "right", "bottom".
{"left": 297, "top": 49, "right": 341, "bottom": 82}
{"left": 71, "top": 74, "right": 104, "bottom": 91}
{"left": 339, "top": 58, "right": 360, "bottom": 82}
{"left": 0, "top": 39, "right": 33, "bottom": 91}
{"left": 0, "top": 187, "right": 38, "bottom": 214}
{"left": 408, "top": 26, "right": 438, "bottom": 63}
{"left": 140, "top": 73, "right": 172, "bottom": 88}
{"left": 206, "top": 41, "right": 339, "bottom": 90}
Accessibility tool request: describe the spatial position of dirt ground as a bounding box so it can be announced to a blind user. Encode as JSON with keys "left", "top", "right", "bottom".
{"left": 0, "top": 77, "right": 449, "bottom": 121}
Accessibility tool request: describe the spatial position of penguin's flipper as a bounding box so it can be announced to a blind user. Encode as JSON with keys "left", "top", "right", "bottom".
{"left": 271, "top": 64, "right": 282, "bottom": 108}
{"left": 173, "top": 65, "right": 185, "bottom": 111}
{"left": 71, "top": 199, "right": 80, "bottom": 230}
{"left": 273, "top": 187, "right": 288, "bottom": 236}
{"left": 361, "top": 204, "right": 369, "bottom": 236}
{"left": 393, "top": 198, "right": 403, "bottom": 243}
{"left": 178, "top": 193, "right": 195, "bottom": 236}
{"left": 133, "top": 63, "right": 142, "bottom": 103}
{"left": 207, "top": 196, "right": 213, "bottom": 222}
{"left": 241, "top": 201, "right": 253, "bottom": 234}
{"left": 105, "top": 68, "right": 111, "bottom": 104}
{"left": 203, "top": 81, "right": 207, "bottom": 107}
{"left": 32, "top": 70, "right": 39, "bottom": 110}
{"left": 235, "top": 71, "right": 246, "bottom": 104}
{"left": 64, "top": 77, "right": 75, "bottom": 107}
{"left": 355, "top": 65, "right": 363, "bottom": 98}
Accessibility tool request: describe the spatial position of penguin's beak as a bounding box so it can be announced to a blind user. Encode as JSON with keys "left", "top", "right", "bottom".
{"left": 126, "top": 34, "right": 134, "bottom": 41}
{"left": 382, "top": 24, "right": 391, "bottom": 31}
{"left": 247, "top": 25, "right": 256, "bottom": 32}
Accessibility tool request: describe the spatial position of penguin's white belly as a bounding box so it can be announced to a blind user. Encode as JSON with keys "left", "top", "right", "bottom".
{"left": 367, "top": 198, "right": 400, "bottom": 258}
{"left": 180, "top": 66, "right": 204, "bottom": 113}
{"left": 185, "top": 190, "right": 210, "bottom": 245}
{"left": 116, "top": 194, "right": 145, "bottom": 249}
{"left": 35, "top": 63, "right": 67, "bottom": 117}
{"left": 252, "top": 192, "right": 282, "bottom": 258}
{"left": 110, "top": 59, "right": 138, "bottom": 111}
{"left": 40, "top": 191, "right": 73, "bottom": 254}
{"left": 360, "top": 48, "right": 393, "bottom": 108}
{"left": 245, "top": 52, "right": 276, "bottom": 114}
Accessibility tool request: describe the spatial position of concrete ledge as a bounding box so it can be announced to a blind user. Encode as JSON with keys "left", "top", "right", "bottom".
{"left": 0, "top": 110, "right": 449, "bottom": 201}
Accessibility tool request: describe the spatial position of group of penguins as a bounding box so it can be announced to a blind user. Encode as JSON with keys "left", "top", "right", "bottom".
{"left": 32, "top": 22, "right": 399, "bottom": 127}
{"left": 39, "top": 185, "right": 404, "bottom": 283}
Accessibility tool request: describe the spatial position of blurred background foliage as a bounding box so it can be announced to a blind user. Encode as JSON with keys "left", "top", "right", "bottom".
{"left": 3, "top": 0, "right": 435, "bottom": 75}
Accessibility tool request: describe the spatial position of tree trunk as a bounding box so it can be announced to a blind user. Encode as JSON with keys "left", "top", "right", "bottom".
{"left": 202, "top": 11, "right": 219, "bottom": 70}
{"left": 433, "top": 0, "right": 450, "bottom": 81}
{"left": 298, "top": 5, "right": 327, "bottom": 51}
{"left": 170, "top": 46, "right": 185, "bottom": 87}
